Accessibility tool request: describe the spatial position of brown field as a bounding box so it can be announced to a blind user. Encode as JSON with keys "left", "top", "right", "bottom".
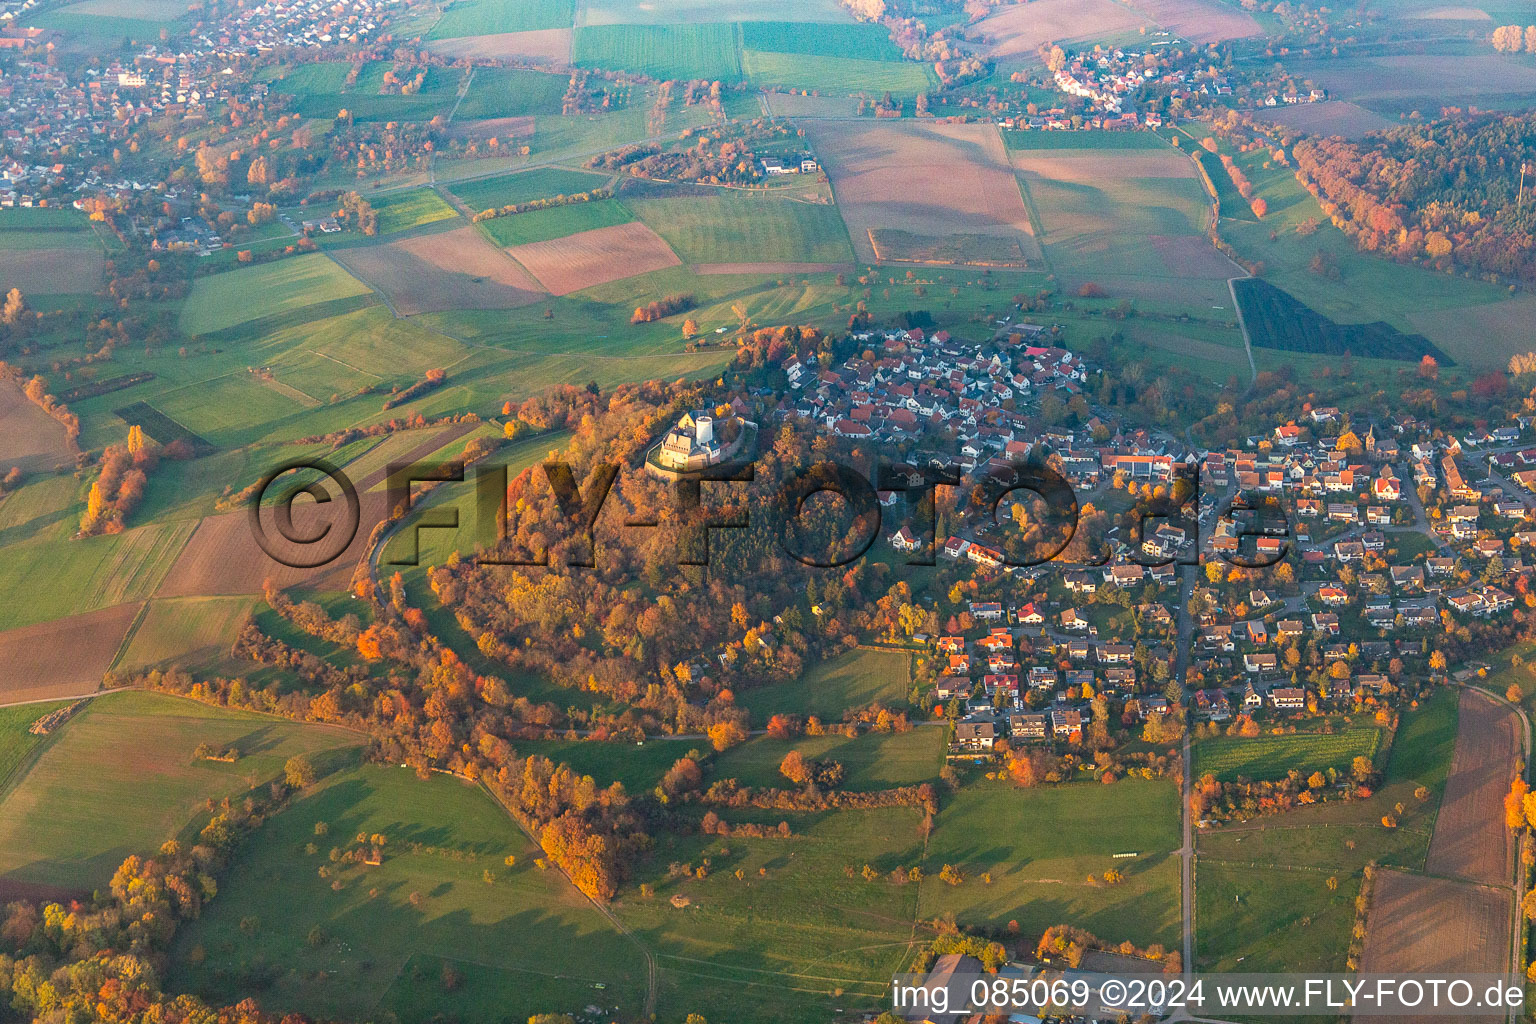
{"left": 1405, "top": 4, "right": 1489, "bottom": 16}
{"left": 807, "top": 120, "right": 1041, "bottom": 266}
{"left": 0, "top": 602, "right": 142, "bottom": 703}
{"left": 1424, "top": 689, "right": 1518, "bottom": 886}
{"left": 1149, "top": 235, "right": 1241, "bottom": 278}
{"left": 694, "top": 261, "right": 854, "bottom": 276}
{"left": 1357, "top": 870, "right": 1510, "bottom": 1024}
{"left": 869, "top": 229, "right": 1032, "bottom": 267}
{"left": 1303, "top": 55, "right": 1536, "bottom": 102}
{"left": 450, "top": 114, "right": 535, "bottom": 142}
{"left": 0, "top": 248, "right": 104, "bottom": 295}
{"left": 972, "top": 0, "right": 1152, "bottom": 56}
{"left": 0, "top": 380, "right": 75, "bottom": 473}
{"left": 506, "top": 220, "right": 681, "bottom": 295}
{"left": 1409, "top": 295, "right": 1536, "bottom": 371}
{"left": 1249, "top": 100, "right": 1391, "bottom": 139}
{"left": 1123, "top": 0, "right": 1261, "bottom": 42}
{"left": 154, "top": 425, "right": 474, "bottom": 597}
{"left": 332, "top": 224, "right": 548, "bottom": 315}
{"left": 1010, "top": 150, "right": 1195, "bottom": 180}
{"left": 425, "top": 27, "right": 573, "bottom": 65}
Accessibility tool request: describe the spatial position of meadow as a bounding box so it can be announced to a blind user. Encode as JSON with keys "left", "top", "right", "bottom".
{"left": 171, "top": 765, "right": 648, "bottom": 1023}
{"left": 454, "top": 67, "right": 571, "bottom": 119}
{"left": 478, "top": 197, "right": 635, "bottom": 247}
{"left": 712, "top": 727, "right": 944, "bottom": 791}
{"left": 113, "top": 596, "right": 259, "bottom": 673}
{"left": 1192, "top": 724, "right": 1384, "bottom": 783}
{"left": 0, "top": 702, "right": 69, "bottom": 799}
{"left": 1004, "top": 130, "right": 1172, "bottom": 150}
{"left": 273, "top": 62, "right": 461, "bottom": 122}
{"left": 428, "top": 0, "right": 574, "bottom": 38}
{"left": 918, "top": 778, "right": 1183, "bottom": 948}
{"left": 577, "top": 0, "right": 852, "bottom": 23}
{"left": 368, "top": 188, "right": 459, "bottom": 236}
{"left": 0, "top": 691, "right": 359, "bottom": 890}
{"left": 572, "top": 24, "right": 743, "bottom": 82}
{"left": 739, "top": 21, "right": 903, "bottom": 59}
{"left": 735, "top": 647, "right": 911, "bottom": 723}
{"left": 179, "top": 254, "right": 374, "bottom": 337}
{"left": 741, "top": 51, "right": 936, "bottom": 96}
{"left": 626, "top": 194, "right": 855, "bottom": 265}
{"left": 447, "top": 167, "right": 612, "bottom": 214}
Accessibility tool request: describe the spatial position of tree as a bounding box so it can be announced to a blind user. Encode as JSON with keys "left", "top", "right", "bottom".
{"left": 1, "top": 287, "right": 24, "bottom": 325}
{"left": 682, "top": 318, "right": 698, "bottom": 339}
{"left": 285, "top": 755, "right": 317, "bottom": 789}
{"left": 779, "top": 749, "right": 812, "bottom": 786}
{"left": 708, "top": 720, "right": 747, "bottom": 752}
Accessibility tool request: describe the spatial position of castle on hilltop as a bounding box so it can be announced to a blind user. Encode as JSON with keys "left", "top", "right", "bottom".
{"left": 648, "top": 407, "right": 756, "bottom": 478}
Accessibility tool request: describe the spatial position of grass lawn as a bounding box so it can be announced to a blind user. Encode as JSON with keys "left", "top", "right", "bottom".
{"left": 171, "top": 765, "right": 647, "bottom": 1023}
{"left": 479, "top": 197, "right": 634, "bottom": 247}
{"left": 1196, "top": 862, "right": 1357, "bottom": 972}
{"left": 627, "top": 194, "right": 855, "bottom": 265}
{"left": 0, "top": 691, "right": 360, "bottom": 889}
{"left": 369, "top": 188, "right": 460, "bottom": 235}
{"left": 456, "top": 67, "right": 571, "bottom": 119}
{"left": 1193, "top": 725, "right": 1384, "bottom": 783}
{"left": 507, "top": 737, "right": 699, "bottom": 794}
{"left": 712, "top": 728, "right": 944, "bottom": 791}
{"left": 427, "top": 0, "right": 573, "bottom": 38}
{"left": 918, "top": 778, "right": 1182, "bottom": 948}
{"left": 572, "top": 24, "right": 743, "bottom": 82}
{"left": 446, "top": 167, "right": 611, "bottom": 214}
{"left": 735, "top": 647, "right": 911, "bottom": 724}
{"left": 179, "top": 253, "right": 373, "bottom": 336}
{"left": 613, "top": 806, "right": 926, "bottom": 1023}
{"left": 741, "top": 51, "right": 935, "bottom": 96}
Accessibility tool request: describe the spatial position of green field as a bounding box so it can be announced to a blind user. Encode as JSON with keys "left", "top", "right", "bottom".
{"left": 0, "top": 520, "right": 195, "bottom": 631}
{"left": 1004, "top": 130, "right": 1173, "bottom": 150}
{"left": 447, "top": 167, "right": 612, "bottom": 214}
{"left": 742, "top": 50, "right": 935, "bottom": 95}
{"left": 273, "top": 61, "right": 460, "bottom": 122}
{"left": 572, "top": 24, "right": 743, "bottom": 82}
{"left": 713, "top": 727, "right": 944, "bottom": 791}
{"left": 1020, "top": 173, "right": 1212, "bottom": 279}
{"left": 179, "top": 253, "right": 373, "bottom": 336}
{"left": 614, "top": 806, "right": 924, "bottom": 1023}
{"left": 369, "top": 188, "right": 460, "bottom": 235}
{"left": 627, "top": 194, "right": 854, "bottom": 265}
{"left": 919, "top": 778, "right": 1183, "bottom": 947}
{"left": 114, "top": 596, "right": 258, "bottom": 673}
{"left": 427, "top": 0, "right": 574, "bottom": 38}
{"left": 0, "top": 702, "right": 69, "bottom": 798}
{"left": 479, "top": 197, "right": 634, "bottom": 247}
{"left": 740, "top": 21, "right": 903, "bottom": 59}
{"left": 0, "top": 691, "right": 359, "bottom": 889}
{"left": 172, "top": 765, "right": 647, "bottom": 1023}
{"left": 1193, "top": 725, "right": 1384, "bottom": 783}
{"left": 455, "top": 67, "right": 571, "bottom": 120}
{"left": 735, "top": 648, "right": 911, "bottom": 724}
{"left": 577, "top": 0, "right": 852, "bottom": 23}
{"left": 1194, "top": 690, "right": 1460, "bottom": 973}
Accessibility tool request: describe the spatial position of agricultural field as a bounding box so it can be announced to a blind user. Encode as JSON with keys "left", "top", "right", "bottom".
{"left": 0, "top": 702, "right": 69, "bottom": 798}
{"left": 171, "top": 765, "right": 648, "bottom": 1023}
{"left": 736, "top": 647, "right": 912, "bottom": 723}
{"left": 113, "top": 596, "right": 258, "bottom": 673}
{"left": 741, "top": 51, "right": 936, "bottom": 96}
{"left": 1233, "top": 277, "right": 1450, "bottom": 363}
{"left": 613, "top": 806, "right": 925, "bottom": 1024}
{"left": 806, "top": 120, "right": 1042, "bottom": 267}
{"left": 447, "top": 167, "right": 612, "bottom": 214}
{"left": 971, "top": 0, "right": 1152, "bottom": 57}
{"left": 576, "top": 0, "right": 852, "bottom": 24}
{"left": 1358, "top": 869, "right": 1511, "bottom": 1011}
{"left": 505, "top": 220, "right": 681, "bottom": 295}
{"left": 478, "top": 197, "right": 635, "bottom": 247}
{"left": 712, "top": 728, "right": 945, "bottom": 791}
{"left": 626, "top": 194, "right": 855, "bottom": 266}
{"left": 0, "top": 379, "right": 75, "bottom": 474}
{"left": 1120, "top": 0, "right": 1261, "bottom": 42}
{"left": 0, "top": 691, "right": 359, "bottom": 890}
{"left": 1422, "top": 689, "right": 1519, "bottom": 885}
{"left": 427, "top": 0, "right": 574, "bottom": 38}
{"left": 1293, "top": 55, "right": 1536, "bottom": 114}
{"left": 179, "top": 254, "right": 374, "bottom": 337}
{"left": 1192, "top": 724, "right": 1384, "bottom": 783}
{"left": 572, "top": 24, "right": 742, "bottom": 82}
{"left": 1409, "top": 295, "right": 1536, "bottom": 371}
{"left": 1248, "top": 100, "right": 1392, "bottom": 139}
{"left": 920, "top": 778, "right": 1182, "bottom": 947}
{"left": 1196, "top": 861, "right": 1356, "bottom": 972}
{"left": 27, "top": 0, "right": 186, "bottom": 42}
{"left": 332, "top": 225, "right": 548, "bottom": 316}
{"left": 454, "top": 67, "right": 571, "bottom": 120}
{"left": 0, "top": 246, "right": 104, "bottom": 296}
{"left": 272, "top": 61, "right": 461, "bottom": 122}
{"left": 367, "top": 188, "right": 460, "bottom": 236}
{"left": 739, "top": 21, "right": 903, "bottom": 60}
{"left": 1003, "top": 130, "right": 1174, "bottom": 151}
{"left": 424, "top": 27, "right": 574, "bottom": 64}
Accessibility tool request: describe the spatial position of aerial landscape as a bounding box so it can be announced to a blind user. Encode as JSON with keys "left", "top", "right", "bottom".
{"left": 1, "top": 0, "right": 1535, "bottom": 1021}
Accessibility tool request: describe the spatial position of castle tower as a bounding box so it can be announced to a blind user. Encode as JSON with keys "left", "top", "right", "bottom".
{"left": 695, "top": 414, "right": 713, "bottom": 445}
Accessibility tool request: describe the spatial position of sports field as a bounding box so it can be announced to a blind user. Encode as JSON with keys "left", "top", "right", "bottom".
{"left": 171, "top": 765, "right": 648, "bottom": 1023}
{"left": 0, "top": 691, "right": 359, "bottom": 889}
{"left": 1193, "top": 725, "right": 1384, "bottom": 783}
{"left": 179, "top": 254, "right": 373, "bottom": 336}
{"left": 627, "top": 194, "right": 855, "bottom": 265}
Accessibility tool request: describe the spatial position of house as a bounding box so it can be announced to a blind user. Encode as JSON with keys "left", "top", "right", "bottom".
{"left": 1060, "top": 608, "right": 1088, "bottom": 631}
{"left": 1274, "top": 425, "right": 1302, "bottom": 446}
{"left": 1242, "top": 682, "right": 1264, "bottom": 712}
{"left": 1050, "top": 707, "right": 1084, "bottom": 739}
{"left": 1269, "top": 686, "right": 1306, "bottom": 710}
{"left": 1009, "top": 711, "right": 1048, "bottom": 740}
{"left": 970, "top": 601, "right": 1004, "bottom": 621}
{"left": 1195, "top": 688, "right": 1232, "bottom": 721}
{"left": 935, "top": 676, "right": 971, "bottom": 701}
{"left": 891, "top": 525, "right": 922, "bottom": 552}
{"left": 1244, "top": 651, "right": 1278, "bottom": 673}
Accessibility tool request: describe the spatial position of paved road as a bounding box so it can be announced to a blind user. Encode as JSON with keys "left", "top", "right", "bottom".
{"left": 1175, "top": 561, "right": 1197, "bottom": 975}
